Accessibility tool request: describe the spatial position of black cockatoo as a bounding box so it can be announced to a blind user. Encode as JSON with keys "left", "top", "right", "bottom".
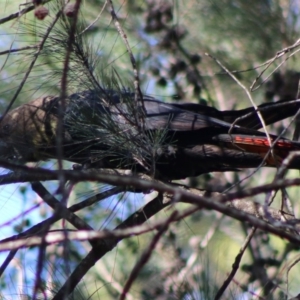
{"left": 0, "top": 89, "right": 300, "bottom": 180}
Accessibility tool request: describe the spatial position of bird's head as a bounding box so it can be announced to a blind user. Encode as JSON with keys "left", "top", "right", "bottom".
{"left": 0, "top": 96, "right": 59, "bottom": 163}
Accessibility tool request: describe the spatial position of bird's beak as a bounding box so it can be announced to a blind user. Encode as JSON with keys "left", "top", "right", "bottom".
{"left": 0, "top": 140, "right": 11, "bottom": 158}
{"left": 0, "top": 140, "right": 24, "bottom": 162}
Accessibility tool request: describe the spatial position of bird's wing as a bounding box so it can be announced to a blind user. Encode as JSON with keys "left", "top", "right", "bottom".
{"left": 141, "top": 99, "right": 233, "bottom": 131}
{"left": 172, "top": 99, "right": 300, "bottom": 130}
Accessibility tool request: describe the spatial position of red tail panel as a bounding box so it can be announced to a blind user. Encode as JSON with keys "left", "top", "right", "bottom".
{"left": 214, "top": 134, "right": 300, "bottom": 166}
{"left": 232, "top": 136, "right": 297, "bottom": 149}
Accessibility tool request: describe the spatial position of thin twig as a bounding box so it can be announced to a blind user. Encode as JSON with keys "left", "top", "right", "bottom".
{"left": 223, "top": 100, "right": 300, "bottom": 194}
{"left": 250, "top": 38, "right": 300, "bottom": 91}
{"left": 205, "top": 52, "right": 273, "bottom": 153}
{"left": 214, "top": 227, "right": 257, "bottom": 300}
{"left": 293, "top": 78, "right": 300, "bottom": 141}
{"left": 32, "top": 240, "right": 47, "bottom": 300}
{"left": 107, "top": 0, "right": 145, "bottom": 119}
{"left": 1, "top": 162, "right": 300, "bottom": 210}
{"left": 57, "top": 0, "right": 82, "bottom": 194}
{"left": 0, "top": 0, "right": 53, "bottom": 25}
{"left": 0, "top": 9, "right": 62, "bottom": 123}
{"left": 79, "top": 1, "right": 108, "bottom": 36}
{"left": 286, "top": 257, "right": 300, "bottom": 299}
{"left": 52, "top": 193, "right": 170, "bottom": 299}
{"left": 31, "top": 182, "right": 93, "bottom": 231}
{"left": 120, "top": 210, "right": 178, "bottom": 300}
{"left": 0, "top": 186, "right": 122, "bottom": 278}
{"left": 0, "top": 44, "right": 39, "bottom": 56}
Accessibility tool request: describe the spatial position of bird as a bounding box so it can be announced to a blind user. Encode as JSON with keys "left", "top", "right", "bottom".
{"left": 0, "top": 89, "right": 300, "bottom": 180}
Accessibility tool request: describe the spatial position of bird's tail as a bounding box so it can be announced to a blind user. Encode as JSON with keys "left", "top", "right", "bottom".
{"left": 213, "top": 134, "right": 300, "bottom": 167}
